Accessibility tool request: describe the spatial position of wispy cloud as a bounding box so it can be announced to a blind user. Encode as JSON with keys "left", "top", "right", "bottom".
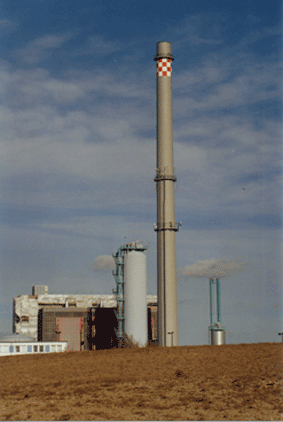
{"left": 237, "top": 25, "right": 281, "bottom": 48}
{"left": 174, "top": 62, "right": 280, "bottom": 114}
{"left": 1, "top": 47, "right": 280, "bottom": 225}
{"left": 173, "top": 13, "right": 225, "bottom": 48}
{"left": 0, "top": 19, "right": 13, "bottom": 27}
{"left": 180, "top": 258, "right": 247, "bottom": 278}
{"left": 14, "top": 33, "right": 73, "bottom": 65}
{"left": 73, "top": 35, "right": 119, "bottom": 57}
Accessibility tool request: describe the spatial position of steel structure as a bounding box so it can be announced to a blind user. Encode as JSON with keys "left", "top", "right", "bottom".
{"left": 112, "top": 241, "right": 148, "bottom": 347}
{"left": 208, "top": 278, "right": 226, "bottom": 345}
{"left": 154, "top": 41, "right": 181, "bottom": 347}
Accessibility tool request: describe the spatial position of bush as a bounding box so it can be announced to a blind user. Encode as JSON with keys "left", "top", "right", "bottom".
{"left": 119, "top": 335, "right": 159, "bottom": 349}
{"left": 120, "top": 334, "right": 140, "bottom": 349}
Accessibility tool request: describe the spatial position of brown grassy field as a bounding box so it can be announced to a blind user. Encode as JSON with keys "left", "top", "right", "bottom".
{"left": 0, "top": 342, "right": 282, "bottom": 421}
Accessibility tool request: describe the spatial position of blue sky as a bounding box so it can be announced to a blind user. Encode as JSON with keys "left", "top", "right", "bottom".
{"left": 0, "top": 0, "right": 281, "bottom": 345}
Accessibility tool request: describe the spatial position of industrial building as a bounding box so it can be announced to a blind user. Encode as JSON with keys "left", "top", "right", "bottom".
{"left": 10, "top": 41, "right": 181, "bottom": 351}
{"left": 13, "top": 286, "right": 157, "bottom": 351}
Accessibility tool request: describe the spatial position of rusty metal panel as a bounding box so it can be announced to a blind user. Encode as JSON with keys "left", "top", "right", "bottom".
{"left": 56, "top": 317, "right": 83, "bottom": 352}
{"left": 150, "top": 307, "right": 158, "bottom": 340}
{"left": 39, "top": 308, "right": 88, "bottom": 348}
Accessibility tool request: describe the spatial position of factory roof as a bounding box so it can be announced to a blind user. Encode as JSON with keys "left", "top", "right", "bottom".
{"left": 0, "top": 333, "right": 35, "bottom": 342}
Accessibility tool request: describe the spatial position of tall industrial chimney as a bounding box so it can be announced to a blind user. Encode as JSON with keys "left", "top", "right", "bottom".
{"left": 154, "top": 41, "right": 181, "bottom": 347}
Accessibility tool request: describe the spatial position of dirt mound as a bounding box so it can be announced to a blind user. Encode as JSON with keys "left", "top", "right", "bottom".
{"left": 0, "top": 342, "right": 282, "bottom": 420}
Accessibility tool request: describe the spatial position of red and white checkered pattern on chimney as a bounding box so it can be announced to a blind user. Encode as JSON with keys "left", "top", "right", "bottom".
{"left": 156, "top": 58, "right": 172, "bottom": 77}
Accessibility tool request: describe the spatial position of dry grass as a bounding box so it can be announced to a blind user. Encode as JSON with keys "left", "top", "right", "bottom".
{"left": 0, "top": 342, "right": 282, "bottom": 421}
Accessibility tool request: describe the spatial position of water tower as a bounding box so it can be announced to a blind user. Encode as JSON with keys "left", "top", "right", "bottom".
{"left": 208, "top": 278, "right": 226, "bottom": 345}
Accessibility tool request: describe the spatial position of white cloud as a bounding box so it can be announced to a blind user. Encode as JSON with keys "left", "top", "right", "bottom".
{"left": 180, "top": 258, "right": 247, "bottom": 278}
{"left": 4, "top": 67, "right": 152, "bottom": 111}
{"left": 91, "top": 255, "right": 115, "bottom": 271}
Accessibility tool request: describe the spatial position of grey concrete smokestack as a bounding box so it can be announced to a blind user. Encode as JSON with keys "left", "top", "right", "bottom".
{"left": 154, "top": 41, "right": 180, "bottom": 347}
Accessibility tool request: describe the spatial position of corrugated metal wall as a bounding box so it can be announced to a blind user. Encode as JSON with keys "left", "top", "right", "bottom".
{"left": 38, "top": 308, "right": 88, "bottom": 351}
{"left": 148, "top": 306, "right": 158, "bottom": 342}
{"left": 56, "top": 317, "right": 83, "bottom": 351}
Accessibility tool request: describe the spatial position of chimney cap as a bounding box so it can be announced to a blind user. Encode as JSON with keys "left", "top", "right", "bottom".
{"left": 154, "top": 41, "right": 174, "bottom": 61}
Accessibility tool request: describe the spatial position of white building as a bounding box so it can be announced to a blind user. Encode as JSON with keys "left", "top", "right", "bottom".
{"left": 0, "top": 333, "right": 68, "bottom": 357}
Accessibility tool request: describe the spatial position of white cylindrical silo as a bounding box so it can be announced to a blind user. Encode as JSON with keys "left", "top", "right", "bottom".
{"left": 124, "top": 250, "right": 147, "bottom": 347}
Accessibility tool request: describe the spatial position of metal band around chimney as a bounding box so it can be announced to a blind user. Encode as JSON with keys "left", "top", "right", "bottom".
{"left": 154, "top": 174, "right": 176, "bottom": 182}
{"left": 153, "top": 222, "right": 181, "bottom": 232}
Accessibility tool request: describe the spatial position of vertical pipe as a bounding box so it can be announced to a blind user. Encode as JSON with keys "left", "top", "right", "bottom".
{"left": 216, "top": 278, "right": 221, "bottom": 325}
{"left": 209, "top": 278, "right": 214, "bottom": 326}
{"left": 154, "top": 41, "right": 178, "bottom": 347}
{"left": 112, "top": 249, "right": 125, "bottom": 348}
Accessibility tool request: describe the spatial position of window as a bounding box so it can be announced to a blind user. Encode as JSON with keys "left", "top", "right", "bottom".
{"left": 27, "top": 345, "right": 32, "bottom": 353}
{"left": 15, "top": 346, "right": 20, "bottom": 352}
{"left": 21, "top": 316, "right": 29, "bottom": 322}
{"left": 45, "top": 345, "right": 50, "bottom": 353}
{"left": 33, "top": 345, "right": 38, "bottom": 352}
{"left": 57, "top": 345, "right": 62, "bottom": 352}
{"left": 51, "top": 345, "right": 56, "bottom": 352}
{"left": 9, "top": 346, "right": 14, "bottom": 353}
{"left": 39, "top": 345, "right": 44, "bottom": 352}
